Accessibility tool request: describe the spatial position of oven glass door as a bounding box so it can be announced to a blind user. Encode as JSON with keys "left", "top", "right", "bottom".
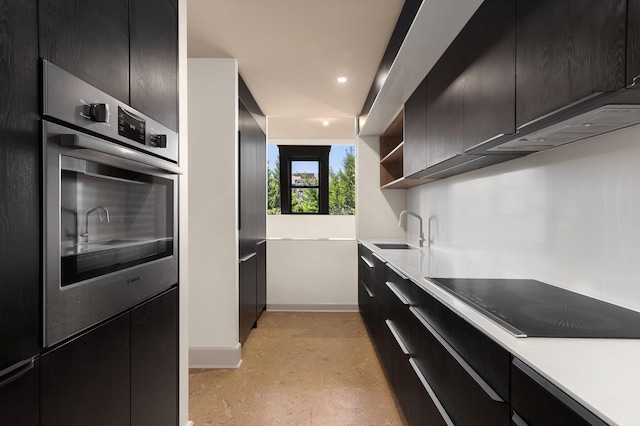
{"left": 60, "top": 157, "right": 174, "bottom": 286}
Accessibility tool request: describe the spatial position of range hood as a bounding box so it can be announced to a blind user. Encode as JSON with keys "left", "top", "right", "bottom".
{"left": 470, "top": 87, "right": 640, "bottom": 154}
{"left": 407, "top": 89, "right": 640, "bottom": 181}
{"left": 488, "top": 104, "right": 640, "bottom": 152}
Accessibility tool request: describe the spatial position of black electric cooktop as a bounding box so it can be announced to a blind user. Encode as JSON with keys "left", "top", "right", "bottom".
{"left": 428, "top": 278, "right": 640, "bottom": 338}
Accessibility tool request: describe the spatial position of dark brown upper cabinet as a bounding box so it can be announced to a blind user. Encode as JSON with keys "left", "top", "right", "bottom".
{"left": 40, "top": 0, "right": 179, "bottom": 132}
{"left": 39, "top": 0, "right": 130, "bottom": 104}
{"left": 130, "top": 0, "right": 179, "bottom": 131}
{"left": 425, "top": 35, "right": 465, "bottom": 170}
{"left": 628, "top": 0, "right": 640, "bottom": 87}
{"left": 403, "top": 78, "right": 427, "bottom": 177}
{"left": 462, "top": 0, "right": 516, "bottom": 151}
{"left": 515, "top": 0, "right": 627, "bottom": 128}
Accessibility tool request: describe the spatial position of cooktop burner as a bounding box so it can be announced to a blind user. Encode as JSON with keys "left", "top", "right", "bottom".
{"left": 428, "top": 278, "right": 640, "bottom": 338}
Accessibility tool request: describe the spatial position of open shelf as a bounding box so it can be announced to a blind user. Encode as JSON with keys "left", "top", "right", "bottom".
{"left": 380, "top": 141, "right": 404, "bottom": 164}
{"left": 378, "top": 110, "right": 425, "bottom": 188}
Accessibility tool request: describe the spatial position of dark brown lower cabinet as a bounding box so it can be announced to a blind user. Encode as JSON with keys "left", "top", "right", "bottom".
{"left": 409, "top": 306, "right": 510, "bottom": 425}
{"left": 41, "top": 288, "right": 178, "bottom": 426}
{"left": 239, "top": 253, "right": 258, "bottom": 344}
{"left": 256, "top": 241, "right": 267, "bottom": 315}
{"left": 131, "top": 288, "right": 178, "bottom": 426}
{"left": 41, "top": 313, "right": 131, "bottom": 426}
{"left": 408, "top": 358, "right": 450, "bottom": 426}
{"left": 511, "top": 359, "right": 607, "bottom": 426}
{"left": 0, "top": 358, "right": 39, "bottom": 426}
{"left": 358, "top": 248, "right": 609, "bottom": 425}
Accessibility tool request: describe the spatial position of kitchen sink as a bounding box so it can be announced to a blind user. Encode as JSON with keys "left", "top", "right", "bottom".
{"left": 374, "top": 243, "right": 416, "bottom": 250}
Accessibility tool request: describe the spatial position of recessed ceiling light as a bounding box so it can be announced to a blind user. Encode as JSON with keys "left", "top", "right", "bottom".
{"left": 322, "top": 119, "right": 329, "bottom": 126}
{"left": 336, "top": 76, "right": 348, "bottom": 83}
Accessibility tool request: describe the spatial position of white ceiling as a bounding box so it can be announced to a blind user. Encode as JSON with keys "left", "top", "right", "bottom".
{"left": 187, "top": 0, "right": 405, "bottom": 123}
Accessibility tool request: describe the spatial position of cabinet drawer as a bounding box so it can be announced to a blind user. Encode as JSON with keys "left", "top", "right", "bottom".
{"left": 511, "top": 359, "right": 607, "bottom": 426}
{"left": 409, "top": 358, "right": 452, "bottom": 426}
{"left": 384, "top": 265, "right": 412, "bottom": 352}
{"left": 0, "top": 358, "right": 39, "bottom": 426}
{"left": 382, "top": 321, "right": 412, "bottom": 423}
{"left": 358, "top": 244, "right": 375, "bottom": 290}
{"left": 409, "top": 306, "right": 510, "bottom": 425}
{"left": 358, "top": 279, "right": 375, "bottom": 336}
{"left": 411, "top": 283, "right": 511, "bottom": 401}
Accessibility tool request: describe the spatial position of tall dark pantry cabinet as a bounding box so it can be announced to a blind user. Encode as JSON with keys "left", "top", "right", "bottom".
{"left": 0, "top": 1, "right": 41, "bottom": 422}
{"left": 238, "top": 77, "right": 267, "bottom": 344}
{"left": 1, "top": 0, "right": 180, "bottom": 424}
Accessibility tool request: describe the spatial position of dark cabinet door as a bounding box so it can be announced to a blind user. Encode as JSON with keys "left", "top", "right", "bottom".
{"left": 130, "top": 0, "right": 179, "bottom": 131}
{"left": 239, "top": 254, "right": 258, "bottom": 344}
{"left": 131, "top": 288, "right": 178, "bottom": 426}
{"left": 628, "top": 0, "right": 640, "bottom": 87}
{"left": 39, "top": 0, "right": 130, "bottom": 103}
{"left": 0, "top": 358, "right": 39, "bottom": 426}
{"left": 409, "top": 308, "right": 510, "bottom": 426}
{"left": 511, "top": 359, "right": 607, "bottom": 426}
{"left": 515, "top": 0, "right": 626, "bottom": 128}
{"left": 41, "top": 313, "right": 131, "bottom": 426}
{"left": 403, "top": 77, "right": 427, "bottom": 176}
{"left": 256, "top": 241, "right": 267, "bottom": 317}
{"left": 426, "top": 35, "right": 464, "bottom": 169}
{"left": 358, "top": 245, "right": 376, "bottom": 336}
{"left": 411, "top": 284, "right": 510, "bottom": 402}
{"left": 0, "top": 0, "right": 40, "bottom": 373}
{"left": 462, "top": 0, "right": 516, "bottom": 150}
{"left": 408, "top": 359, "right": 450, "bottom": 426}
{"left": 255, "top": 123, "right": 267, "bottom": 242}
{"left": 238, "top": 101, "right": 257, "bottom": 258}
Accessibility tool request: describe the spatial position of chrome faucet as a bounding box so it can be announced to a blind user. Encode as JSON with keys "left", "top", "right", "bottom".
{"left": 80, "top": 206, "right": 110, "bottom": 243}
{"left": 399, "top": 210, "right": 425, "bottom": 248}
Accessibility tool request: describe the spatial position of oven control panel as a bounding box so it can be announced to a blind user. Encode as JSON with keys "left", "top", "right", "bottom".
{"left": 118, "top": 107, "right": 146, "bottom": 145}
{"left": 43, "top": 60, "right": 178, "bottom": 162}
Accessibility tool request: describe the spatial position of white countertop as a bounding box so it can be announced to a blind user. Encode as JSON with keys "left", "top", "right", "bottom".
{"left": 359, "top": 240, "right": 640, "bottom": 426}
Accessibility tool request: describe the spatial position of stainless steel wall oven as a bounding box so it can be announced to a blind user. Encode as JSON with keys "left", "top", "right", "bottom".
{"left": 42, "top": 61, "right": 180, "bottom": 346}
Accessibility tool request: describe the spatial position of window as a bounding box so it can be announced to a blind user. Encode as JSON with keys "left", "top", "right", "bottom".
{"left": 268, "top": 144, "right": 355, "bottom": 215}
{"left": 279, "top": 145, "right": 330, "bottom": 214}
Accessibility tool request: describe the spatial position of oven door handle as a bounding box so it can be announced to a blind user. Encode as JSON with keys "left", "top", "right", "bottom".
{"left": 59, "top": 133, "right": 182, "bottom": 175}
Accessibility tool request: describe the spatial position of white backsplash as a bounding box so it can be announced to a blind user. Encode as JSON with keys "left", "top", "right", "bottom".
{"left": 407, "top": 124, "right": 640, "bottom": 312}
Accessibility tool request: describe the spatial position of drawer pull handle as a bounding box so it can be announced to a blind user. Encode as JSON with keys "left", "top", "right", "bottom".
{"left": 409, "top": 307, "right": 504, "bottom": 403}
{"left": 238, "top": 252, "right": 256, "bottom": 263}
{"left": 385, "top": 281, "right": 410, "bottom": 305}
{"left": 409, "top": 358, "right": 455, "bottom": 426}
{"left": 0, "top": 358, "right": 35, "bottom": 388}
{"left": 512, "top": 412, "right": 528, "bottom": 426}
{"left": 387, "top": 264, "right": 408, "bottom": 280}
{"left": 360, "top": 255, "right": 374, "bottom": 269}
{"left": 361, "top": 280, "right": 374, "bottom": 298}
{"left": 371, "top": 252, "right": 386, "bottom": 263}
{"left": 385, "top": 320, "right": 410, "bottom": 355}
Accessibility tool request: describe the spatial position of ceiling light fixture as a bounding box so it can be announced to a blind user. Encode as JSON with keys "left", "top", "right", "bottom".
{"left": 322, "top": 119, "right": 329, "bottom": 127}
{"left": 336, "top": 76, "right": 348, "bottom": 83}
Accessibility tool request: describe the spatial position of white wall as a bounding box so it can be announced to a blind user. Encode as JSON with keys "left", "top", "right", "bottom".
{"left": 356, "top": 135, "right": 407, "bottom": 240}
{"left": 406, "top": 125, "right": 640, "bottom": 312}
{"left": 266, "top": 134, "right": 359, "bottom": 309}
{"left": 187, "top": 59, "right": 241, "bottom": 368}
{"left": 267, "top": 239, "right": 358, "bottom": 310}
{"left": 177, "top": 0, "right": 189, "bottom": 424}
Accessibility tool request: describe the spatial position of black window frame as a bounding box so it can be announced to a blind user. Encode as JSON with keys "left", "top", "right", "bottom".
{"left": 278, "top": 145, "right": 331, "bottom": 214}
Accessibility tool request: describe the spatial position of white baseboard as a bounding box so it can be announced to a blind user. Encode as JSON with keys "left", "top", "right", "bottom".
{"left": 185, "top": 421, "right": 194, "bottom": 426}
{"left": 267, "top": 303, "right": 359, "bottom": 312}
{"left": 189, "top": 343, "right": 242, "bottom": 368}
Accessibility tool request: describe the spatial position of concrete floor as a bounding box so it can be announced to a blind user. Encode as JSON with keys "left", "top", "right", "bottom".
{"left": 189, "top": 312, "right": 404, "bottom": 425}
